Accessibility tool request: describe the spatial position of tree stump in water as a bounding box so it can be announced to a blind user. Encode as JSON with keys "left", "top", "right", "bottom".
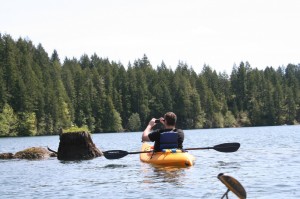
{"left": 57, "top": 131, "right": 103, "bottom": 160}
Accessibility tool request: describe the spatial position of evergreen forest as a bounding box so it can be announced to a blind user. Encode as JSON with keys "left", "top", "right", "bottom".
{"left": 0, "top": 34, "right": 299, "bottom": 136}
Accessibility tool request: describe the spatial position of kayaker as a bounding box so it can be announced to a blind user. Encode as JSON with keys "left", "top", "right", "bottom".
{"left": 142, "top": 112, "right": 184, "bottom": 151}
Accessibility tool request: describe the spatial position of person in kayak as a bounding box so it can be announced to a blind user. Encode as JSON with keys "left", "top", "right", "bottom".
{"left": 142, "top": 112, "right": 184, "bottom": 151}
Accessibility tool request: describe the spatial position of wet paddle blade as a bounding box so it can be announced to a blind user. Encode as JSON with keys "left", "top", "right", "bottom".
{"left": 218, "top": 173, "right": 247, "bottom": 199}
{"left": 213, "top": 143, "right": 240, "bottom": 153}
{"left": 103, "top": 150, "right": 129, "bottom": 159}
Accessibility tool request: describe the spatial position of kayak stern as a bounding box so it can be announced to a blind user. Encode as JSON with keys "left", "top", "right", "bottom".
{"left": 140, "top": 142, "right": 195, "bottom": 167}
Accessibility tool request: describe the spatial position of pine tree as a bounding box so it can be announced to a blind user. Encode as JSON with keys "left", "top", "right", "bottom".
{"left": 0, "top": 103, "right": 18, "bottom": 136}
{"left": 127, "top": 113, "right": 141, "bottom": 131}
{"left": 285, "top": 88, "right": 296, "bottom": 124}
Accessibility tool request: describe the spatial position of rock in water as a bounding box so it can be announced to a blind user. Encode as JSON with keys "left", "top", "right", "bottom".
{"left": 0, "top": 153, "right": 14, "bottom": 159}
{"left": 14, "top": 147, "right": 54, "bottom": 159}
{"left": 57, "top": 131, "right": 103, "bottom": 160}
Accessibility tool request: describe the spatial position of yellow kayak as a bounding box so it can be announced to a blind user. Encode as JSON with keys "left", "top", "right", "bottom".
{"left": 140, "top": 142, "right": 195, "bottom": 167}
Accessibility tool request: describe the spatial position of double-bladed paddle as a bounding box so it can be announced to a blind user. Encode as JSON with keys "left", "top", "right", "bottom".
{"left": 103, "top": 142, "right": 240, "bottom": 160}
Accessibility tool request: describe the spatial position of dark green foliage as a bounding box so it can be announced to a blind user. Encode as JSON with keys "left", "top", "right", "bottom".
{"left": 0, "top": 33, "right": 299, "bottom": 136}
{"left": 17, "top": 112, "right": 37, "bottom": 136}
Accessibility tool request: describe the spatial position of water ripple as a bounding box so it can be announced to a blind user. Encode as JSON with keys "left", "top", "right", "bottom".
{"left": 0, "top": 125, "right": 300, "bottom": 198}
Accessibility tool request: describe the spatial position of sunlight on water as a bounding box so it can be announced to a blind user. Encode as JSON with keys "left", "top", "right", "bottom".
{"left": 0, "top": 125, "right": 299, "bottom": 198}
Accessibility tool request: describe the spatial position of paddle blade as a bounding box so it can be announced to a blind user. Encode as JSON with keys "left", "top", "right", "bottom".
{"left": 103, "top": 150, "right": 129, "bottom": 159}
{"left": 213, "top": 143, "right": 240, "bottom": 153}
{"left": 218, "top": 173, "right": 247, "bottom": 199}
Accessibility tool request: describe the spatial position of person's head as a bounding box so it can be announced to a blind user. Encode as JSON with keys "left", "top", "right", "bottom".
{"left": 164, "top": 112, "right": 177, "bottom": 126}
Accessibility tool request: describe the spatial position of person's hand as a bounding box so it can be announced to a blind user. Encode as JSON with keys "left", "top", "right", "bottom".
{"left": 148, "top": 117, "right": 165, "bottom": 129}
{"left": 148, "top": 118, "right": 156, "bottom": 127}
{"left": 142, "top": 118, "right": 156, "bottom": 142}
{"left": 159, "top": 117, "right": 165, "bottom": 124}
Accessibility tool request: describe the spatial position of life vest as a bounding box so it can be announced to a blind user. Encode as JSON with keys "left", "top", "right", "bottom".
{"left": 159, "top": 131, "right": 178, "bottom": 150}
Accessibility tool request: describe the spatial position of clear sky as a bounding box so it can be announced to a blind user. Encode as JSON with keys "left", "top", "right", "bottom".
{"left": 1, "top": 0, "right": 300, "bottom": 74}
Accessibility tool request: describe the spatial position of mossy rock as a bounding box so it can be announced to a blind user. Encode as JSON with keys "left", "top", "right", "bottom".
{"left": 0, "top": 153, "right": 14, "bottom": 159}
{"left": 62, "top": 126, "right": 89, "bottom": 134}
{"left": 14, "top": 147, "right": 56, "bottom": 160}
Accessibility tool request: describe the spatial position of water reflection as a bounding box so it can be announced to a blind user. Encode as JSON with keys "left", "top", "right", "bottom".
{"left": 103, "top": 164, "right": 128, "bottom": 169}
{"left": 143, "top": 164, "right": 190, "bottom": 185}
{"left": 215, "top": 161, "right": 241, "bottom": 169}
{"left": 59, "top": 160, "right": 83, "bottom": 164}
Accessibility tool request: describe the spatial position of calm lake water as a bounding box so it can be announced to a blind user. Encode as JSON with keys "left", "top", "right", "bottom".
{"left": 0, "top": 125, "right": 299, "bottom": 199}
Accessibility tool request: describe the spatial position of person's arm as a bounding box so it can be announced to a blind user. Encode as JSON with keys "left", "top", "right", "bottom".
{"left": 142, "top": 118, "right": 156, "bottom": 141}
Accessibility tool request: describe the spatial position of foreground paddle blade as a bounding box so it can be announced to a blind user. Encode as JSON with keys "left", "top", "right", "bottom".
{"left": 103, "top": 150, "right": 128, "bottom": 159}
{"left": 218, "top": 173, "right": 246, "bottom": 199}
{"left": 213, "top": 143, "right": 240, "bottom": 153}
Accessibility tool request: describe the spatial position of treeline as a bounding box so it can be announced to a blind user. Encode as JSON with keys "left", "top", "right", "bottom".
{"left": 0, "top": 34, "right": 299, "bottom": 136}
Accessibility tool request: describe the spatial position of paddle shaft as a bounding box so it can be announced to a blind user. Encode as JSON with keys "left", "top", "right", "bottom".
{"left": 184, "top": 147, "right": 212, "bottom": 150}
{"left": 128, "top": 151, "right": 153, "bottom": 154}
